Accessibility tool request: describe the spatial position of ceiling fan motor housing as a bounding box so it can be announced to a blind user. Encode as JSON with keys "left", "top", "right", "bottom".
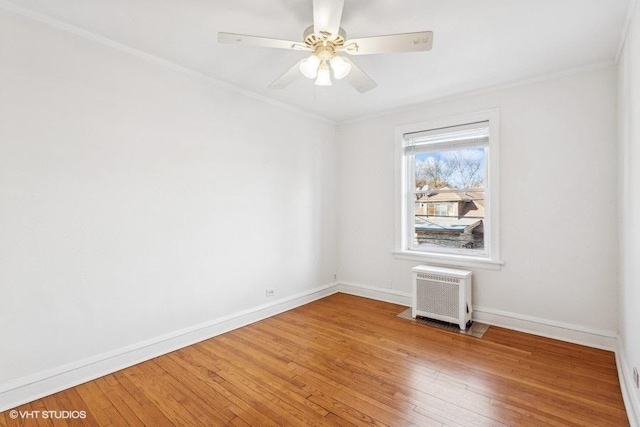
{"left": 303, "top": 25, "right": 346, "bottom": 49}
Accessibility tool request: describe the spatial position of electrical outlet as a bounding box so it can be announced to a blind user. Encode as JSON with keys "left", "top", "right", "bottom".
{"left": 265, "top": 289, "right": 275, "bottom": 297}
{"left": 633, "top": 367, "right": 639, "bottom": 389}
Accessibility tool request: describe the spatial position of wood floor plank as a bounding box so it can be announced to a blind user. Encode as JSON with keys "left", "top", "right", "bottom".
{"left": 26, "top": 401, "right": 53, "bottom": 427}
{"left": 109, "top": 371, "right": 175, "bottom": 427}
{"left": 57, "top": 388, "right": 99, "bottom": 427}
{"left": 75, "top": 381, "right": 113, "bottom": 425}
{"left": 163, "top": 349, "right": 280, "bottom": 427}
{"left": 196, "top": 338, "right": 332, "bottom": 425}
{"left": 92, "top": 377, "right": 145, "bottom": 427}
{"left": 227, "top": 413, "right": 253, "bottom": 427}
{"left": 0, "top": 293, "right": 629, "bottom": 426}
{"left": 152, "top": 354, "right": 239, "bottom": 423}
{"left": 120, "top": 363, "right": 207, "bottom": 426}
{"left": 38, "top": 395, "right": 70, "bottom": 427}
{"left": 15, "top": 404, "right": 37, "bottom": 427}
{"left": 188, "top": 348, "right": 309, "bottom": 426}
{"left": 250, "top": 313, "right": 512, "bottom": 425}
{"left": 131, "top": 360, "right": 229, "bottom": 426}
{"left": 36, "top": 397, "right": 63, "bottom": 427}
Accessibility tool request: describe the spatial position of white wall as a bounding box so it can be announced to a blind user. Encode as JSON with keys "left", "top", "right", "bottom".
{"left": 0, "top": 1, "right": 632, "bottom": 417}
{"left": 618, "top": 1, "right": 640, "bottom": 423}
{"left": 0, "top": 8, "right": 337, "bottom": 387}
{"left": 337, "top": 66, "right": 619, "bottom": 345}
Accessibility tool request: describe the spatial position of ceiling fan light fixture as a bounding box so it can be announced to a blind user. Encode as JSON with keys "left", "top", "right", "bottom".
{"left": 330, "top": 55, "right": 351, "bottom": 79}
{"left": 315, "top": 61, "right": 332, "bottom": 86}
{"left": 299, "top": 55, "right": 321, "bottom": 79}
{"left": 219, "top": 0, "right": 433, "bottom": 93}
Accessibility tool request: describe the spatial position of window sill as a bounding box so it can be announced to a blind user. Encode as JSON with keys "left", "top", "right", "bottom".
{"left": 392, "top": 250, "right": 503, "bottom": 271}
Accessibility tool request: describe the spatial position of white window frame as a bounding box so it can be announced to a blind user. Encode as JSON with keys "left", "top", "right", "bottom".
{"left": 393, "top": 109, "right": 502, "bottom": 270}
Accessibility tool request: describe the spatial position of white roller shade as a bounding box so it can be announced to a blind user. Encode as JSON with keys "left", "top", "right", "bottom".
{"left": 404, "top": 121, "right": 489, "bottom": 153}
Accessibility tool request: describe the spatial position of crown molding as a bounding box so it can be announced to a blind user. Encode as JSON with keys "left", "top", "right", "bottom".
{"left": 616, "top": 0, "right": 638, "bottom": 63}
{"left": 0, "top": 0, "right": 337, "bottom": 126}
{"left": 339, "top": 60, "right": 614, "bottom": 126}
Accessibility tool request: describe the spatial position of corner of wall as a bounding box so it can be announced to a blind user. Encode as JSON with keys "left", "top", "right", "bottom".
{"left": 0, "top": 283, "right": 340, "bottom": 413}
{"left": 617, "top": 338, "right": 640, "bottom": 427}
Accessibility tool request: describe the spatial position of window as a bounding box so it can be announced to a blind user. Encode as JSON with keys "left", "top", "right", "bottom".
{"left": 394, "top": 110, "right": 501, "bottom": 269}
{"left": 434, "top": 203, "right": 455, "bottom": 217}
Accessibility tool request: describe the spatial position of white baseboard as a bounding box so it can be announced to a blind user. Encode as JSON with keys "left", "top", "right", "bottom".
{"left": 616, "top": 338, "right": 640, "bottom": 427}
{"left": 1, "top": 281, "right": 628, "bottom": 419}
{"left": 0, "top": 282, "right": 340, "bottom": 413}
{"left": 338, "top": 281, "right": 617, "bottom": 351}
{"left": 473, "top": 306, "right": 617, "bottom": 351}
{"left": 338, "top": 281, "right": 411, "bottom": 306}
{"left": 338, "top": 281, "right": 616, "bottom": 351}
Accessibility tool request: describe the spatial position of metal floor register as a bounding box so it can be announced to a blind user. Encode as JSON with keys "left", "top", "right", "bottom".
{"left": 397, "top": 308, "right": 490, "bottom": 338}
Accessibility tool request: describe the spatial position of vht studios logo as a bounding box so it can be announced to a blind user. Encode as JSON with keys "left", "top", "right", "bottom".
{"left": 9, "top": 409, "right": 87, "bottom": 420}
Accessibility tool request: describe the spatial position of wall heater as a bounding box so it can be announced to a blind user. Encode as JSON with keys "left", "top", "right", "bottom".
{"left": 412, "top": 265, "right": 472, "bottom": 330}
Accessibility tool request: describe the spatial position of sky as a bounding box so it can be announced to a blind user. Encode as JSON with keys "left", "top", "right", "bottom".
{"left": 414, "top": 147, "right": 486, "bottom": 190}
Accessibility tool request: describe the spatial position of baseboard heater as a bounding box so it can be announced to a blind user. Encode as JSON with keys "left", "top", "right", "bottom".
{"left": 412, "top": 265, "right": 472, "bottom": 330}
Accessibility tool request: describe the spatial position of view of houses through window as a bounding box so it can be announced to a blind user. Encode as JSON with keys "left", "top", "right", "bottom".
{"left": 411, "top": 146, "right": 486, "bottom": 251}
{"left": 398, "top": 115, "right": 496, "bottom": 260}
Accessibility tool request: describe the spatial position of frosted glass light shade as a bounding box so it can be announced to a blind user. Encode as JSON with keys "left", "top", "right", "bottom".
{"left": 299, "top": 55, "right": 321, "bottom": 79}
{"left": 315, "top": 62, "right": 332, "bottom": 86}
{"left": 330, "top": 56, "right": 352, "bottom": 80}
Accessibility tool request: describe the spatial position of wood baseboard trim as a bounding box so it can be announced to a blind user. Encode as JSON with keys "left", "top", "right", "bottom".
{"left": 0, "top": 282, "right": 340, "bottom": 413}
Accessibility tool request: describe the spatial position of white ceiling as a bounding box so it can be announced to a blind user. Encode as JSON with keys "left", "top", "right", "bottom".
{"left": 5, "top": 0, "right": 631, "bottom": 122}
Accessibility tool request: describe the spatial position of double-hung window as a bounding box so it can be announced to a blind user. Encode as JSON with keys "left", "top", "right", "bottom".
{"left": 394, "top": 110, "right": 501, "bottom": 269}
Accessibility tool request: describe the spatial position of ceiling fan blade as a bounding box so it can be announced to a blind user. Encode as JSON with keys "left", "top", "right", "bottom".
{"left": 313, "top": 0, "right": 344, "bottom": 39}
{"left": 341, "top": 31, "right": 433, "bottom": 55}
{"left": 341, "top": 57, "right": 377, "bottom": 93}
{"left": 218, "top": 32, "right": 310, "bottom": 51}
{"left": 268, "top": 59, "right": 305, "bottom": 90}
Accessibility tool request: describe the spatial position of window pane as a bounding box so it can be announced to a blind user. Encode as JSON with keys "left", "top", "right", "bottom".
{"left": 412, "top": 148, "right": 485, "bottom": 251}
{"left": 414, "top": 148, "right": 485, "bottom": 191}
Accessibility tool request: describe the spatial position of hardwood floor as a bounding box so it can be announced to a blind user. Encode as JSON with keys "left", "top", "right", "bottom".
{"left": 0, "top": 293, "right": 629, "bottom": 426}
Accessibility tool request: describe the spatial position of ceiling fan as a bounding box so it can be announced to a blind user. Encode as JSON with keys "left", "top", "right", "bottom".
{"left": 218, "top": 0, "right": 433, "bottom": 93}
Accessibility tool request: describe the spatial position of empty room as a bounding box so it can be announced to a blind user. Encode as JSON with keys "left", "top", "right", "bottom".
{"left": 1, "top": 0, "right": 639, "bottom": 425}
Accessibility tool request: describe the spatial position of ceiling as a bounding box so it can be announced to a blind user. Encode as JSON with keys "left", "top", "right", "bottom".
{"left": 5, "top": 0, "right": 631, "bottom": 122}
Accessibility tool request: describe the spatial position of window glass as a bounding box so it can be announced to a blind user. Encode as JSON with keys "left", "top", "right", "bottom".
{"left": 411, "top": 147, "right": 486, "bottom": 251}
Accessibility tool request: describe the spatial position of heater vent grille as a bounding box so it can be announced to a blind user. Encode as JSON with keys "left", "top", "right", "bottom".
{"left": 418, "top": 273, "right": 460, "bottom": 284}
{"left": 416, "top": 276, "right": 459, "bottom": 318}
{"left": 412, "top": 265, "right": 472, "bottom": 330}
